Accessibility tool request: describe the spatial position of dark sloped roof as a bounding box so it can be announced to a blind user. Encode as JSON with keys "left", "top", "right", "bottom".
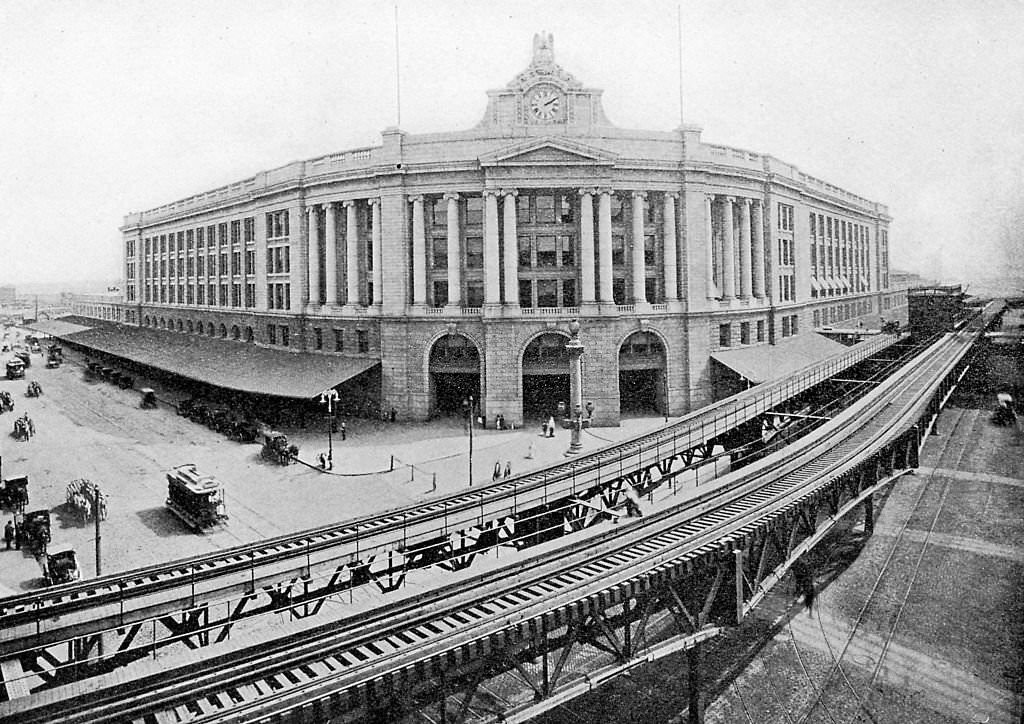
{"left": 51, "top": 323, "right": 377, "bottom": 398}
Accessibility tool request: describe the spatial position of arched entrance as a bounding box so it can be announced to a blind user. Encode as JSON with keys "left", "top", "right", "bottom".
{"left": 522, "top": 333, "right": 570, "bottom": 421}
{"left": 428, "top": 334, "right": 481, "bottom": 416}
{"left": 618, "top": 331, "right": 667, "bottom": 416}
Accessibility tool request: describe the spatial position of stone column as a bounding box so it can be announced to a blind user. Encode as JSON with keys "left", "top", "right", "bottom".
{"left": 663, "top": 192, "right": 678, "bottom": 302}
{"left": 705, "top": 194, "right": 716, "bottom": 299}
{"left": 369, "top": 198, "right": 383, "bottom": 305}
{"left": 307, "top": 205, "right": 320, "bottom": 307}
{"left": 324, "top": 202, "right": 338, "bottom": 306}
{"left": 578, "top": 189, "right": 596, "bottom": 304}
{"left": 739, "top": 198, "right": 752, "bottom": 299}
{"left": 502, "top": 190, "right": 519, "bottom": 307}
{"left": 598, "top": 189, "right": 614, "bottom": 303}
{"left": 484, "top": 190, "right": 501, "bottom": 305}
{"left": 344, "top": 200, "right": 360, "bottom": 306}
{"left": 752, "top": 200, "right": 765, "bottom": 298}
{"left": 444, "top": 192, "right": 461, "bottom": 307}
{"left": 410, "top": 195, "right": 426, "bottom": 306}
{"left": 631, "top": 192, "right": 648, "bottom": 304}
{"left": 722, "top": 197, "right": 736, "bottom": 300}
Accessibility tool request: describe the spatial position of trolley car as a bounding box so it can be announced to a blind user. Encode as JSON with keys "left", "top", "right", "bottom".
{"left": 165, "top": 464, "right": 228, "bottom": 531}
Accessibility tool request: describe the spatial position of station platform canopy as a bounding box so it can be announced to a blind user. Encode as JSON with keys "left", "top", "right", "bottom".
{"left": 711, "top": 332, "right": 848, "bottom": 384}
{"left": 31, "top": 319, "right": 378, "bottom": 399}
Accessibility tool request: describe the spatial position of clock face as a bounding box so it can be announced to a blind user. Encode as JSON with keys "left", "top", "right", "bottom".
{"left": 529, "top": 87, "right": 561, "bottom": 122}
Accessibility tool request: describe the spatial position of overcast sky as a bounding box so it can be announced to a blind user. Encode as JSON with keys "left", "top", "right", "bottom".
{"left": 1, "top": 0, "right": 1021, "bottom": 288}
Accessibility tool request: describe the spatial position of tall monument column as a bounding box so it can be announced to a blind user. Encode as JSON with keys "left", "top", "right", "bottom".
{"left": 705, "top": 194, "right": 717, "bottom": 299}
{"left": 502, "top": 190, "right": 519, "bottom": 307}
{"left": 578, "top": 189, "right": 596, "bottom": 305}
{"left": 739, "top": 198, "right": 752, "bottom": 299}
{"left": 483, "top": 190, "right": 501, "bottom": 306}
{"left": 663, "top": 192, "right": 678, "bottom": 302}
{"left": 722, "top": 197, "right": 736, "bottom": 300}
{"left": 631, "top": 192, "right": 648, "bottom": 304}
{"left": 306, "top": 205, "right": 320, "bottom": 307}
{"left": 410, "top": 195, "right": 427, "bottom": 306}
{"left": 445, "top": 192, "right": 461, "bottom": 307}
{"left": 324, "top": 202, "right": 338, "bottom": 306}
{"left": 598, "top": 189, "right": 614, "bottom": 304}
{"left": 752, "top": 199, "right": 765, "bottom": 298}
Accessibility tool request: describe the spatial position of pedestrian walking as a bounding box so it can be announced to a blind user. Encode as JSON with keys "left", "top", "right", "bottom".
{"left": 526, "top": 440, "right": 536, "bottom": 459}
{"left": 4, "top": 521, "right": 13, "bottom": 550}
{"left": 541, "top": 420, "right": 548, "bottom": 437}
{"left": 503, "top": 461, "right": 512, "bottom": 479}
{"left": 340, "top": 421, "right": 347, "bottom": 441}
{"left": 28, "top": 417, "right": 35, "bottom": 437}
{"left": 492, "top": 461, "right": 502, "bottom": 482}
{"left": 317, "top": 452, "right": 326, "bottom": 469}
{"left": 327, "top": 452, "right": 334, "bottom": 471}
{"left": 547, "top": 416, "right": 556, "bottom": 438}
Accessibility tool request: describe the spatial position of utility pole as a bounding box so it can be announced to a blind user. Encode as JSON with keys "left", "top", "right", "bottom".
{"left": 94, "top": 484, "right": 102, "bottom": 577}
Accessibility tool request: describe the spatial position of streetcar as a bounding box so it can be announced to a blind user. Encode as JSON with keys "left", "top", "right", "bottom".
{"left": 165, "top": 463, "right": 228, "bottom": 531}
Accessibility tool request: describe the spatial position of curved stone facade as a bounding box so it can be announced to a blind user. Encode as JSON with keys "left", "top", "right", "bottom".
{"left": 118, "top": 33, "right": 901, "bottom": 425}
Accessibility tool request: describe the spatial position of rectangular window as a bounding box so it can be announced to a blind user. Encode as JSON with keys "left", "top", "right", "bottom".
{"left": 562, "top": 278, "right": 576, "bottom": 307}
{"left": 196, "top": 227, "right": 204, "bottom": 247}
{"left": 644, "top": 235, "right": 656, "bottom": 266}
{"left": 267, "top": 324, "right": 277, "bottom": 345}
{"left": 612, "top": 278, "right": 626, "bottom": 305}
{"left": 245, "top": 250, "right": 255, "bottom": 275}
{"left": 334, "top": 329, "right": 344, "bottom": 352}
{"left": 283, "top": 247, "right": 290, "bottom": 273}
{"left": 740, "top": 322, "right": 751, "bottom": 345}
{"left": 356, "top": 330, "right": 369, "bottom": 353}
{"left": 466, "top": 283, "right": 484, "bottom": 308}
{"left": 432, "top": 198, "right": 447, "bottom": 227}
{"left": 645, "top": 277, "right": 659, "bottom": 304}
{"left": 230, "top": 220, "right": 241, "bottom": 245}
{"left": 244, "top": 217, "right": 255, "bottom": 244}
{"left": 186, "top": 229, "right": 193, "bottom": 250}
{"left": 813, "top": 310, "right": 821, "bottom": 327}
{"left": 610, "top": 195, "right": 624, "bottom": 222}
{"left": 219, "top": 284, "right": 228, "bottom": 306}
{"left": 536, "top": 235, "right": 557, "bottom": 266}
{"left": 231, "top": 283, "right": 241, "bottom": 307}
{"left": 559, "top": 235, "right": 574, "bottom": 266}
{"left": 465, "top": 196, "right": 483, "bottom": 226}
{"left": 196, "top": 286, "right": 204, "bottom": 305}
{"left": 466, "top": 236, "right": 483, "bottom": 268}
{"left": 314, "top": 327, "right": 323, "bottom": 350}
{"left": 186, "top": 258, "right": 193, "bottom": 276}
{"left": 432, "top": 280, "right": 448, "bottom": 307}
{"left": 719, "top": 324, "right": 731, "bottom": 347}
{"left": 280, "top": 326, "right": 289, "bottom": 347}
{"left": 232, "top": 251, "right": 241, "bottom": 275}
{"left": 558, "top": 193, "right": 574, "bottom": 223}
{"left": 519, "top": 279, "right": 533, "bottom": 307}
{"left": 536, "top": 279, "right": 558, "bottom": 307}
{"left": 245, "top": 283, "right": 255, "bottom": 308}
{"left": 756, "top": 320, "right": 765, "bottom": 342}
{"left": 791, "top": 315, "right": 799, "bottom": 335}
{"left": 432, "top": 237, "right": 447, "bottom": 269}
{"left": 782, "top": 316, "right": 790, "bottom": 337}
{"left": 219, "top": 253, "right": 228, "bottom": 275}
{"left": 535, "top": 194, "right": 555, "bottom": 223}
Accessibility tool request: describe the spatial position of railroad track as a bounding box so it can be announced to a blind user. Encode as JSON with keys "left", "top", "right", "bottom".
{"left": 0, "top": 325, "right": 979, "bottom": 723}
{"left": 0, "top": 334, "right": 901, "bottom": 652}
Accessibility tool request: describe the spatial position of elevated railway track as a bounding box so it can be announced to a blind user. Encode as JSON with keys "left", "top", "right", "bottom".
{"left": 0, "top": 336, "right": 906, "bottom": 661}
{"left": 0, "top": 309, "right": 996, "bottom": 721}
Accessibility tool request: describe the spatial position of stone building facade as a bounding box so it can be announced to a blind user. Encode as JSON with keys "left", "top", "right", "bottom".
{"left": 119, "top": 33, "right": 902, "bottom": 425}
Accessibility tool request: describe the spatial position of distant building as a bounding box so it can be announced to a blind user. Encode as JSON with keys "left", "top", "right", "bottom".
{"left": 0, "top": 286, "right": 15, "bottom": 305}
{"left": 907, "top": 285, "right": 966, "bottom": 336}
{"left": 102, "top": 33, "right": 904, "bottom": 423}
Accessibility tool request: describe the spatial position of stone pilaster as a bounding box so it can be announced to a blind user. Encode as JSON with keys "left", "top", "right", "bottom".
{"left": 631, "top": 191, "right": 647, "bottom": 304}
{"left": 344, "top": 200, "right": 360, "bottom": 306}
{"left": 444, "top": 192, "right": 461, "bottom": 307}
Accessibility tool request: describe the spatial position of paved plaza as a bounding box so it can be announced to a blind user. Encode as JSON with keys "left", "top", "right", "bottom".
{"left": 0, "top": 339, "right": 664, "bottom": 594}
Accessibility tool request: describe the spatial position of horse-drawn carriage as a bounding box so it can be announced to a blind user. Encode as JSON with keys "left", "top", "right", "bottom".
{"left": 65, "top": 479, "right": 107, "bottom": 524}
{"left": 26, "top": 380, "right": 43, "bottom": 397}
{"left": 0, "top": 475, "right": 29, "bottom": 512}
{"left": 0, "top": 390, "right": 14, "bottom": 412}
{"left": 165, "top": 464, "right": 228, "bottom": 531}
{"left": 44, "top": 549, "right": 80, "bottom": 586}
{"left": 19, "top": 509, "right": 51, "bottom": 554}
{"left": 139, "top": 388, "right": 157, "bottom": 409}
{"left": 14, "top": 350, "right": 30, "bottom": 368}
{"left": 261, "top": 431, "right": 298, "bottom": 465}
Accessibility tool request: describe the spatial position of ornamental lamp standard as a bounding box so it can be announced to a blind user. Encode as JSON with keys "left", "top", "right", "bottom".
{"left": 564, "top": 319, "right": 589, "bottom": 456}
{"left": 462, "top": 395, "right": 475, "bottom": 486}
{"left": 319, "top": 388, "right": 340, "bottom": 468}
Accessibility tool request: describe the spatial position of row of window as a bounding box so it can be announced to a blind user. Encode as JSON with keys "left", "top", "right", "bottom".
{"left": 426, "top": 192, "right": 662, "bottom": 229}
{"left": 142, "top": 315, "right": 254, "bottom": 341}
{"left": 144, "top": 283, "right": 257, "bottom": 307}
{"left": 780, "top": 314, "right": 800, "bottom": 337}
{"left": 813, "top": 299, "right": 876, "bottom": 327}
{"left": 719, "top": 320, "right": 768, "bottom": 348}
{"left": 143, "top": 250, "right": 256, "bottom": 279}
{"left": 311, "top": 327, "right": 371, "bottom": 353}
{"left": 140, "top": 219, "right": 257, "bottom": 258}
{"left": 138, "top": 314, "right": 371, "bottom": 354}
{"left": 428, "top": 274, "right": 666, "bottom": 308}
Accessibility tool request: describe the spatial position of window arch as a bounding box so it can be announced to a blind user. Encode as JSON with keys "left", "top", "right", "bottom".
{"left": 159, "top": 317, "right": 166, "bottom": 329}
{"left": 187, "top": 320, "right": 194, "bottom": 333}
{"left": 207, "top": 322, "right": 215, "bottom": 336}
{"left": 143, "top": 315, "right": 150, "bottom": 327}
{"left": 245, "top": 326, "right": 254, "bottom": 343}
{"left": 219, "top": 323, "right": 227, "bottom": 338}
{"left": 176, "top": 319, "right": 183, "bottom": 332}
{"left": 231, "top": 325, "right": 240, "bottom": 340}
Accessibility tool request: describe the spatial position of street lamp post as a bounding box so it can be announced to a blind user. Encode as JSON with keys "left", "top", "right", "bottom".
{"left": 319, "top": 389, "right": 339, "bottom": 469}
{"left": 565, "top": 319, "right": 586, "bottom": 456}
{"left": 462, "top": 395, "right": 475, "bottom": 486}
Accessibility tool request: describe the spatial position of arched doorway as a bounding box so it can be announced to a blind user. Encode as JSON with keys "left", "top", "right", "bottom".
{"left": 428, "top": 334, "right": 481, "bottom": 415}
{"left": 618, "top": 331, "right": 666, "bottom": 415}
{"left": 522, "top": 333, "right": 570, "bottom": 421}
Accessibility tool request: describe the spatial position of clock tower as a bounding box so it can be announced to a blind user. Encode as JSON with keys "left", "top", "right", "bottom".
{"left": 474, "top": 32, "right": 613, "bottom": 130}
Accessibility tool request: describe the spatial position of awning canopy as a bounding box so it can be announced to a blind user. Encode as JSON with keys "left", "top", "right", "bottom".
{"left": 711, "top": 332, "right": 848, "bottom": 384}
{"left": 838, "top": 275, "right": 850, "bottom": 290}
{"left": 43, "top": 321, "right": 379, "bottom": 399}
{"left": 824, "top": 276, "right": 837, "bottom": 291}
{"left": 26, "top": 319, "right": 94, "bottom": 337}
{"left": 810, "top": 277, "right": 824, "bottom": 292}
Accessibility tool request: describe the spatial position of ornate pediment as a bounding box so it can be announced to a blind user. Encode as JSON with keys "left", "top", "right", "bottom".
{"left": 479, "top": 137, "right": 617, "bottom": 167}
{"left": 505, "top": 32, "right": 583, "bottom": 93}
